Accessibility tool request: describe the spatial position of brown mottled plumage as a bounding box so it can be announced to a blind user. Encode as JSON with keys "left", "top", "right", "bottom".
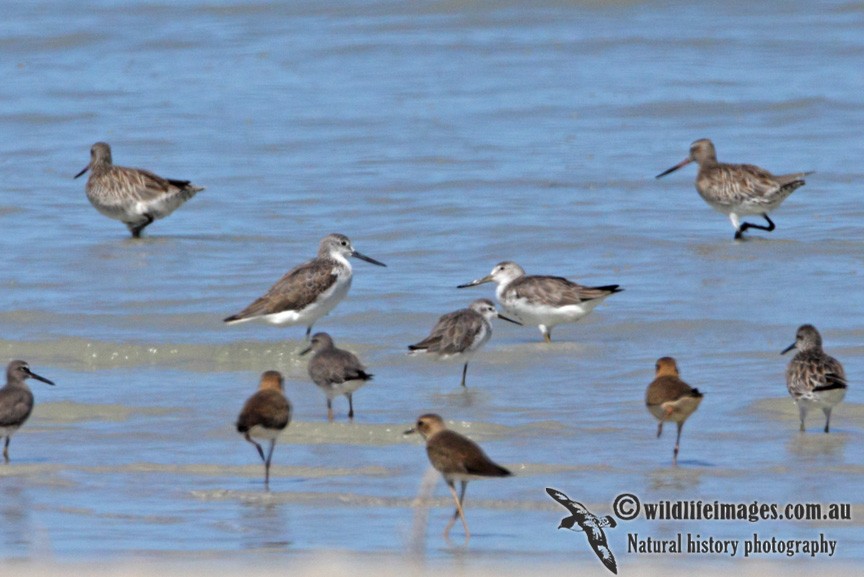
{"left": 404, "top": 413, "right": 511, "bottom": 540}
{"left": 224, "top": 234, "right": 385, "bottom": 339}
{"left": 781, "top": 324, "right": 847, "bottom": 433}
{"left": 408, "top": 298, "right": 520, "bottom": 387}
{"left": 0, "top": 360, "right": 55, "bottom": 463}
{"left": 459, "top": 261, "right": 621, "bottom": 342}
{"left": 656, "top": 138, "right": 811, "bottom": 239}
{"left": 645, "top": 357, "right": 703, "bottom": 465}
{"left": 236, "top": 370, "right": 291, "bottom": 486}
{"left": 74, "top": 142, "right": 204, "bottom": 238}
{"left": 300, "top": 332, "right": 372, "bottom": 421}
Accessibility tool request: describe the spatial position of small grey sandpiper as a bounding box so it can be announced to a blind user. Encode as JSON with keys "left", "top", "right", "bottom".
{"left": 236, "top": 370, "right": 292, "bottom": 486}
{"left": 458, "top": 261, "right": 622, "bottom": 343}
{"left": 224, "top": 233, "right": 386, "bottom": 339}
{"left": 408, "top": 298, "right": 521, "bottom": 388}
{"left": 404, "top": 413, "right": 512, "bottom": 541}
{"left": 0, "top": 360, "right": 55, "bottom": 463}
{"left": 782, "top": 324, "right": 847, "bottom": 433}
{"left": 74, "top": 142, "right": 204, "bottom": 238}
{"left": 656, "top": 138, "right": 811, "bottom": 240}
{"left": 645, "top": 357, "right": 703, "bottom": 466}
{"left": 300, "top": 332, "right": 372, "bottom": 421}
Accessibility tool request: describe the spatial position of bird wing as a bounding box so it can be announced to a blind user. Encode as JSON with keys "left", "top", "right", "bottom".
{"left": 99, "top": 166, "right": 202, "bottom": 204}
{"left": 545, "top": 488, "right": 588, "bottom": 515}
{"left": 583, "top": 521, "right": 618, "bottom": 574}
{"left": 428, "top": 430, "right": 511, "bottom": 477}
{"left": 0, "top": 388, "right": 35, "bottom": 428}
{"left": 226, "top": 259, "right": 337, "bottom": 321}
{"left": 511, "top": 276, "right": 619, "bottom": 307}
{"left": 711, "top": 163, "right": 805, "bottom": 206}
{"left": 788, "top": 352, "right": 847, "bottom": 398}
{"left": 310, "top": 349, "right": 370, "bottom": 386}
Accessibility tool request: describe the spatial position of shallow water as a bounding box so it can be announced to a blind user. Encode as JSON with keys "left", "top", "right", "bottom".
{"left": 1, "top": 0, "right": 863, "bottom": 571}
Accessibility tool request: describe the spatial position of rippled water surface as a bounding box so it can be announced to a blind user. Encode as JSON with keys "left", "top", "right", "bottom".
{"left": 1, "top": 0, "right": 863, "bottom": 571}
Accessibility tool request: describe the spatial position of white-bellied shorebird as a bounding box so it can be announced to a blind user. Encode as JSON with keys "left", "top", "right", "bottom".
{"left": 300, "top": 332, "right": 372, "bottom": 421}
{"left": 409, "top": 298, "right": 520, "bottom": 387}
{"left": 656, "top": 138, "right": 811, "bottom": 240}
{"left": 458, "top": 261, "right": 621, "bottom": 343}
{"left": 224, "top": 234, "right": 386, "bottom": 339}
{"left": 782, "top": 324, "right": 847, "bottom": 433}
{"left": 0, "top": 360, "right": 55, "bottom": 463}
{"left": 74, "top": 142, "right": 204, "bottom": 238}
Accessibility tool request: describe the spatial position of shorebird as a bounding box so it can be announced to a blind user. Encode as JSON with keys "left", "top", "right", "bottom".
{"left": 546, "top": 488, "right": 618, "bottom": 575}
{"left": 236, "top": 370, "right": 292, "bottom": 486}
{"left": 404, "top": 413, "right": 512, "bottom": 540}
{"left": 645, "top": 357, "right": 703, "bottom": 465}
{"left": 224, "top": 233, "right": 386, "bottom": 338}
{"left": 0, "top": 360, "right": 55, "bottom": 463}
{"left": 458, "top": 261, "right": 622, "bottom": 343}
{"left": 656, "top": 138, "right": 811, "bottom": 240}
{"left": 408, "top": 298, "right": 521, "bottom": 388}
{"left": 782, "top": 324, "right": 847, "bottom": 433}
{"left": 74, "top": 142, "right": 204, "bottom": 238}
{"left": 300, "top": 332, "right": 372, "bottom": 421}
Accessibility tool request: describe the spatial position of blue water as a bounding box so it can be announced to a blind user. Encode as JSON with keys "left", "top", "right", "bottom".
{"left": 0, "top": 0, "right": 862, "bottom": 572}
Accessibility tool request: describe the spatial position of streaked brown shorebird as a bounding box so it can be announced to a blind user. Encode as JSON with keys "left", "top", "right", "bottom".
{"left": 656, "top": 138, "right": 811, "bottom": 240}
{"left": 458, "top": 261, "right": 621, "bottom": 343}
{"left": 645, "top": 357, "right": 703, "bottom": 465}
{"left": 404, "top": 413, "right": 512, "bottom": 540}
{"left": 236, "top": 370, "right": 292, "bottom": 486}
{"left": 0, "top": 360, "right": 55, "bottom": 463}
{"left": 408, "top": 298, "right": 521, "bottom": 388}
{"left": 74, "top": 142, "right": 204, "bottom": 238}
{"left": 224, "top": 233, "right": 386, "bottom": 339}
{"left": 782, "top": 324, "right": 847, "bottom": 433}
{"left": 300, "top": 332, "right": 372, "bottom": 421}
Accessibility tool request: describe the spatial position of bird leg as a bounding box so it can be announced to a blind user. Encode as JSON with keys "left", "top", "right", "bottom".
{"left": 541, "top": 325, "right": 552, "bottom": 343}
{"left": 656, "top": 421, "right": 664, "bottom": 438}
{"left": 798, "top": 404, "right": 807, "bottom": 433}
{"left": 3, "top": 437, "right": 8, "bottom": 463}
{"left": 327, "top": 399, "right": 334, "bottom": 422}
{"left": 460, "top": 363, "right": 469, "bottom": 388}
{"left": 264, "top": 439, "right": 276, "bottom": 487}
{"left": 823, "top": 408, "right": 832, "bottom": 434}
{"left": 244, "top": 433, "right": 266, "bottom": 462}
{"left": 127, "top": 214, "right": 154, "bottom": 238}
{"left": 673, "top": 422, "right": 684, "bottom": 466}
{"left": 305, "top": 325, "right": 313, "bottom": 340}
{"left": 444, "top": 480, "right": 470, "bottom": 541}
{"left": 347, "top": 394, "right": 354, "bottom": 420}
{"left": 736, "top": 213, "right": 775, "bottom": 239}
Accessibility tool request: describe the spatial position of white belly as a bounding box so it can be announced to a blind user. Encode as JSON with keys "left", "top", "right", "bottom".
{"left": 264, "top": 275, "right": 352, "bottom": 326}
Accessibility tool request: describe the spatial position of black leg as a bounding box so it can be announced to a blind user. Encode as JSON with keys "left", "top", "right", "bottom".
{"left": 347, "top": 394, "right": 354, "bottom": 420}
{"left": 128, "top": 214, "right": 154, "bottom": 238}
{"left": 460, "top": 363, "right": 468, "bottom": 388}
{"left": 738, "top": 213, "right": 775, "bottom": 237}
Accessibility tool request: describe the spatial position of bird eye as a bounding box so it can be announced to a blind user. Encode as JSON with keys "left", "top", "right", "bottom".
{"left": 341, "top": 240, "right": 348, "bottom": 246}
